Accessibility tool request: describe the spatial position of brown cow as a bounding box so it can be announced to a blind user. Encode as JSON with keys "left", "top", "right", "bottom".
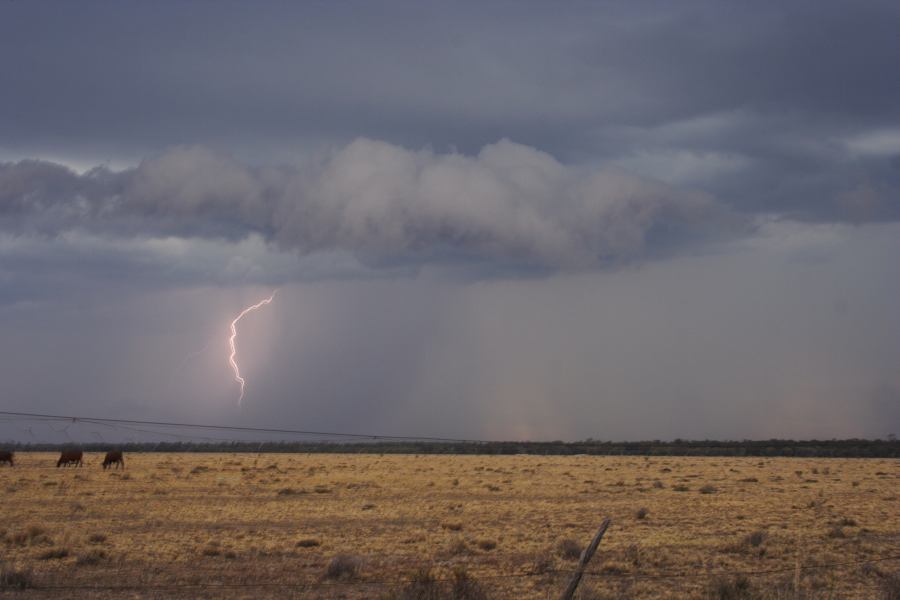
{"left": 0, "top": 451, "right": 13, "bottom": 466}
{"left": 102, "top": 450, "right": 124, "bottom": 470}
{"left": 57, "top": 449, "right": 83, "bottom": 468}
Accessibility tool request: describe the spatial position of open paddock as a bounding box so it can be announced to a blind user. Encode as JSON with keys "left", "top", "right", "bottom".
{"left": 0, "top": 453, "right": 897, "bottom": 598}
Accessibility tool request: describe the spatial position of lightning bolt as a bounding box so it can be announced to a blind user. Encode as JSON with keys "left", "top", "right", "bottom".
{"left": 228, "top": 291, "right": 277, "bottom": 405}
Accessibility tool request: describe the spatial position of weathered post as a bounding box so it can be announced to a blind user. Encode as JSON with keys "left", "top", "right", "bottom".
{"left": 559, "top": 518, "right": 611, "bottom": 600}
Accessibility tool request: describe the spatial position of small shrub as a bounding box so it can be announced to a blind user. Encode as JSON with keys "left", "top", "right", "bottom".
{"left": 88, "top": 533, "right": 107, "bottom": 544}
{"left": 324, "top": 554, "right": 361, "bottom": 580}
{"left": 557, "top": 538, "right": 582, "bottom": 560}
{"left": 202, "top": 545, "right": 221, "bottom": 557}
{"left": 635, "top": 507, "right": 649, "bottom": 520}
{"left": 738, "top": 477, "right": 758, "bottom": 483}
{"left": 652, "top": 480, "right": 664, "bottom": 489}
{"left": 672, "top": 484, "right": 690, "bottom": 492}
{"left": 296, "top": 538, "right": 321, "bottom": 548}
{"left": 699, "top": 485, "right": 718, "bottom": 494}
{"left": 838, "top": 517, "right": 857, "bottom": 527}
{"left": 745, "top": 530, "right": 767, "bottom": 547}
{"left": 441, "top": 522, "right": 463, "bottom": 532}
{"left": 477, "top": 539, "right": 496, "bottom": 551}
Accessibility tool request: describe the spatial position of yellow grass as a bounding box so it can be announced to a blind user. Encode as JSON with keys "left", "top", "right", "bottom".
{"left": 1, "top": 453, "right": 897, "bottom": 598}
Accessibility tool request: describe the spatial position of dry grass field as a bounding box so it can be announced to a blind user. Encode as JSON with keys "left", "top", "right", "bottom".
{"left": 0, "top": 452, "right": 898, "bottom": 599}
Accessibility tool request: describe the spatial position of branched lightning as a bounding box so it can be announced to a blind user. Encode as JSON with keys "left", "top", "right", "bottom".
{"left": 228, "top": 291, "right": 277, "bottom": 405}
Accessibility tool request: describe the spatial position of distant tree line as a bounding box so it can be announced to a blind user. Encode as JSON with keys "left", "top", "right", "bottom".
{"left": 5, "top": 438, "right": 899, "bottom": 458}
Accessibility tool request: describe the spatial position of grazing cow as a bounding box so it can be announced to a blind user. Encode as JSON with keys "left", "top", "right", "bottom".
{"left": 57, "top": 449, "right": 83, "bottom": 468}
{"left": 0, "top": 451, "right": 13, "bottom": 466}
{"left": 102, "top": 450, "right": 124, "bottom": 470}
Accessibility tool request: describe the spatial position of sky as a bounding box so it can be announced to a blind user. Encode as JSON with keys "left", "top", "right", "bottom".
{"left": 1, "top": 1, "right": 898, "bottom": 442}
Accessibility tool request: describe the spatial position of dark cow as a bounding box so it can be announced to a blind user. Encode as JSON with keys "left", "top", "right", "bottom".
{"left": 102, "top": 450, "right": 124, "bottom": 470}
{"left": 57, "top": 449, "right": 83, "bottom": 468}
{"left": 0, "top": 450, "right": 13, "bottom": 466}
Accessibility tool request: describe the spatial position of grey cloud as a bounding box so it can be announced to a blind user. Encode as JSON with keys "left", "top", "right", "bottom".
{"left": 2, "top": 2, "right": 898, "bottom": 204}
{"left": 1, "top": 139, "right": 741, "bottom": 271}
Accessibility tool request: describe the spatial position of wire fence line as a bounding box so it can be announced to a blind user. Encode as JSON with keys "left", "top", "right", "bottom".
{"left": 10, "top": 553, "right": 900, "bottom": 592}
{"left": 0, "top": 410, "right": 488, "bottom": 444}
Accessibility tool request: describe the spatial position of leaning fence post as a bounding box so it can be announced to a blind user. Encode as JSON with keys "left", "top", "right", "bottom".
{"left": 559, "top": 518, "right": 611, "bottom": 600}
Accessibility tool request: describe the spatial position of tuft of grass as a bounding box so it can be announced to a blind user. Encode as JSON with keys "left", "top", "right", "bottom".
{"left": 699, "top": 485, "right": 718, "bottom": 494}
{"left": 296, "top": 538, "right": 321, "bottom": 548}
{"left": 324, "top": 554, "right": 361, "bottom": 580}
{"left": 88, "top": 533, "right": 107, "bottom": 544}
{"left": 477, "top": 539, "right": 496, "bottom": 551}
{"left": 708, "top": 574, "right": 753, "bottom": 599}
{"left": 635, "top": 507, "right": 649, "bottom": 520}
{"left": 0, "top": 563, "right": 33, "bottom": 590}
{"left": 449, "top": 567, "right": 489, "bottom": 600}
{"left": 624, "top": 544, "right": 642, "bottom": 567}
{"left": 672, "top": 484, "right": 690, "bottom": 492}
{"left": 441, "top": 522, "right": 463, "bottom": 532}
{"left": 531, "top": 550, "right": 555, "bottom": 575}
{"left": 386, "top": 566, "right": 488, "bottom": 600}
{"left": 25, "top": 525, "right": 46, "bottom": 540}
{"left": 879, "top": 572, "right": 900, "bottom": 600}
{"left": 76, "top": 549, "right": 107, "bottom": 566}
{"left": 557, "top": 538, "right": 582, "bottom": 560}
{"left": 38, "top": 548, "right": 69, "bottom": 560}
{"left": 447, "top": 539, "right": 470, "bottom": 556}
{"left": 826, "top": 526, "right": 846, "bottom": 539}
{"left": 387, "top": 567, "right": 440, "bottom": 600}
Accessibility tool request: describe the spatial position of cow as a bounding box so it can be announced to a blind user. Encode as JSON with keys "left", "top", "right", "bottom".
{"left": 57, "top": 449, "right": 83, "bottom": 468}
{"left": 102, "top": 450, "right": 124, "bottom": 470}
{"left": 0, "top": 450, "right": 13, "bottom": 466}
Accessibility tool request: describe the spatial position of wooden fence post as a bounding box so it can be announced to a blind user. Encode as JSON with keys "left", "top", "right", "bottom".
{"left": 559, "top": 518, "right": 611, "bottom": 600}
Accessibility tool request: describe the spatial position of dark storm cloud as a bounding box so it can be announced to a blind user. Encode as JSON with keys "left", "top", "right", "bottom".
{"left": 0, "top": 140, "right": 741, "bottom": 271}
{"left": 1, "top": 1, "right": 898, "bottom": 224}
